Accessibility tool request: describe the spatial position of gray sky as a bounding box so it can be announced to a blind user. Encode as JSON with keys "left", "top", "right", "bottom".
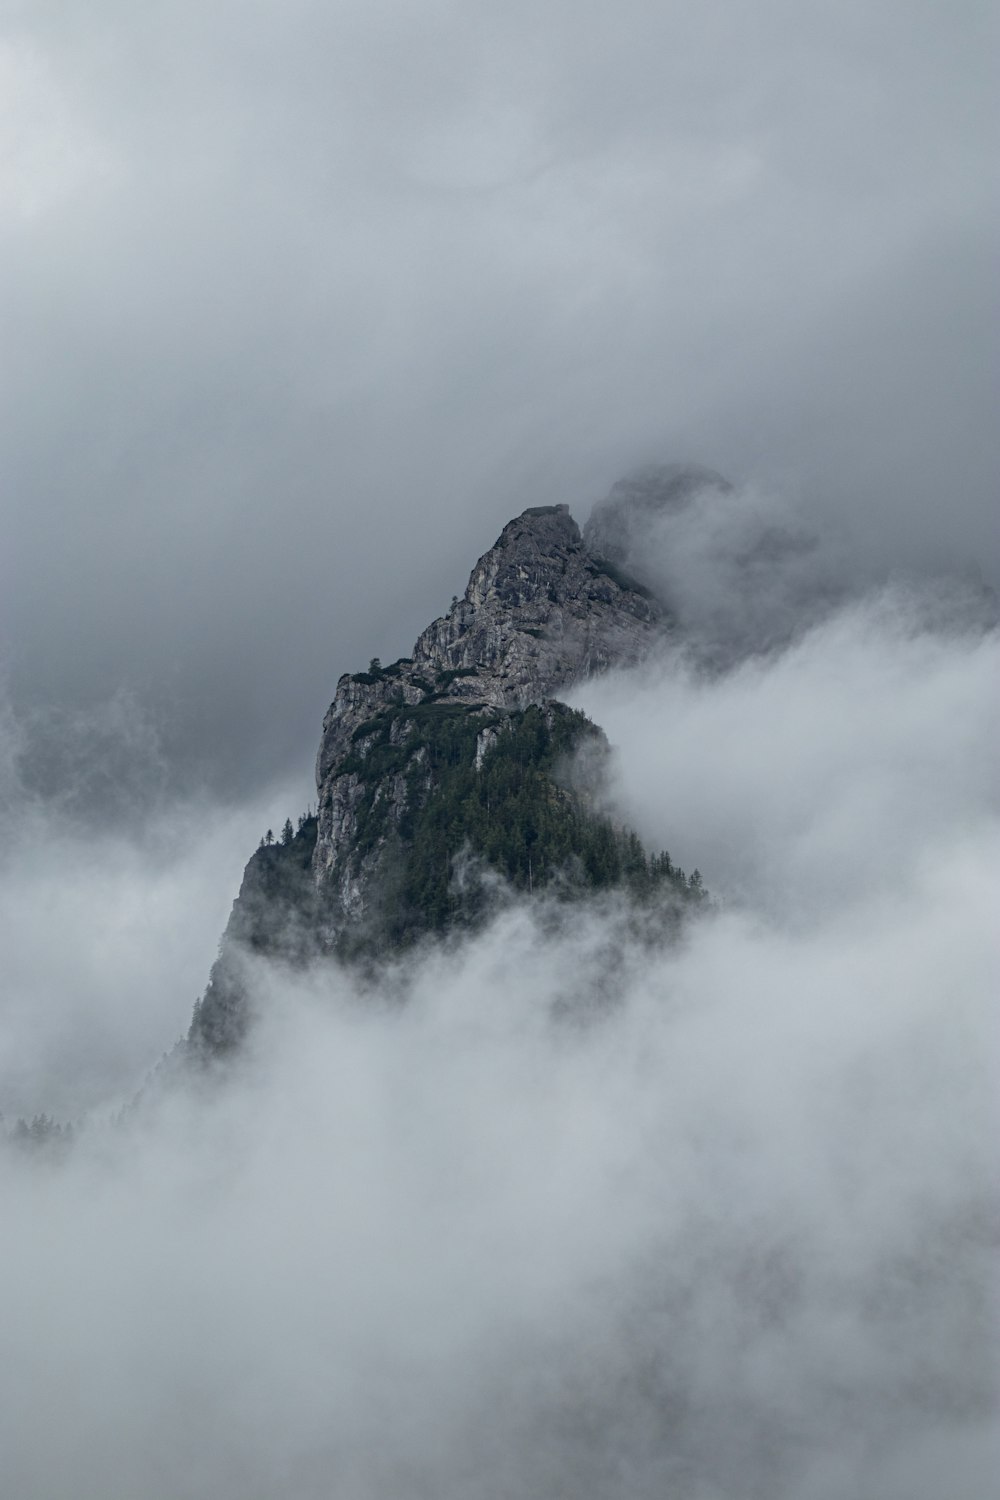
{"left": 2, "top": 0, "right": 997, "bottom": 801}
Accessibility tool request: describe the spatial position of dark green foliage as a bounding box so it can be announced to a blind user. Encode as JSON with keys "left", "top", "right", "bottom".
{"left": 229, "top": 813, "right": 320, "bottom": 956}
{"left": 587, "top": 558, "right": 655, "bottom": 599}
{"left": 351, "top": 656, "right": 415, "bottom": 685}
{"left": 190, "top": 704, "right": 707, "bottom": 1049}
{"left": 435, "top": 666, "right": 480, "bottom": 686}
{"left": 189, "top": 816, "right": 320, "bottom": 1053}
{"left": 333, "top": 701, "right": 697, "bottom": 955}
{"left": 337, "top": 703, "right": 489, "bottom": 869}
{"left": 352, "top": 713, "right": 393, "bottom": 742}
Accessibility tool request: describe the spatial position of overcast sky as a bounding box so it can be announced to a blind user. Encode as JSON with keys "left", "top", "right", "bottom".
{"left": 2, "top": 0, "right": 997, "bottom": 803}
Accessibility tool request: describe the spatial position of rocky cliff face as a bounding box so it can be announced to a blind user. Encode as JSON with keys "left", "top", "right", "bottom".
{"left": 312, "top": 501, "right": 664, "bottom": 932}
{"left": 317, "top": 502, "right": 660, "bottom": 778}
{"left": 412, "top": 503, "right": 661, "bottom": 702}
{"left": 190, "top": 477, "right": 708, "bottom": 1053}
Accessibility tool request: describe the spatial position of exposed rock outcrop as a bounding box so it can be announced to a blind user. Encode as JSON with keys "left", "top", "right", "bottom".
{"left": 317, "top": 504, "right": 660, "bottom": 780}
{"left": 312, "top": 502, "right": 665, "bottom": 928}
{"left": 190, "top": 480, "right": 709, "bottom": 1053}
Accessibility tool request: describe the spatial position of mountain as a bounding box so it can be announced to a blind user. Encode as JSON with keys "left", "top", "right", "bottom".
{"left": 189, "top": 474, "right": 714, "bottom": 1054}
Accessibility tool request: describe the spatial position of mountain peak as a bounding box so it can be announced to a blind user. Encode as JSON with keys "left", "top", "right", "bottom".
{"left": 189, "top": 476, "right": 706, "bottom": 1052}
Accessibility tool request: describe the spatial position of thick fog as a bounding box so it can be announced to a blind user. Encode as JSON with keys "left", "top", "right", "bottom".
{"left": 2, "top": 563, "right": 996, "bottom": 1496}
{"left": 0, "top": 709, "right": 306, "bottom": 1117}
{"left": 3, "top": 0, "right": 997, "bottom": 797}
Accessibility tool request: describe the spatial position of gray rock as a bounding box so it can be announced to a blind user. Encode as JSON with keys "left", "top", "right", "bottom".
{"left": 313, "top": 501, "right": 666, "bottom": 920}
{"left": 412, "top": 503, "right": 662, "bottom": 702}
{"left": 190, "top": 479, "right": 710, "bottom": 1051}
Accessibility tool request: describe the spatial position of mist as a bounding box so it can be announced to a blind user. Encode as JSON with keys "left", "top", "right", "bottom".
{"left": 0, "top": 690, "right": 311, "bottom": 1118}
{"left": 2, "top": 573, "right": 996, "bottom": 1497}
{"left": 575, "top": 584, "right": 999, "bottom": 918}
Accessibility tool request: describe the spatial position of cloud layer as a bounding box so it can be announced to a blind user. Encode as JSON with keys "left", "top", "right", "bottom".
{"left": 575, "top": 584, "right": 1000, "bottom": 917}
{"left": 0, "top": 691, "right": 310, "bottom": 1117}
{"left": 2, "top": 582, "right": 995, "bottom": 1497}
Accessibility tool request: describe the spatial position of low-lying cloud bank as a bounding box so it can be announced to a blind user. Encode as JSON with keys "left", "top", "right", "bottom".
{"left": 2, "top": 875, "right": 995, "bottom": 1498}
{"left": 0, "top": 694, "right": 311, "bottom": 1119}
{"left": 576, "top": 580, "right": 999, "bottom": 918}
{"left": 1, "top": 582, "right": 997, "bottom": 1498}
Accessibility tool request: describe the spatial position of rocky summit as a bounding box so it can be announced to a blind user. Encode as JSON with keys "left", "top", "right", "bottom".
{"left": 190, "top": 475, "right": 711, "bottom": 1053}
{"left": 314, "top": 503, "right": 662, "bottom": 902}
{"left": 318, "top": 501, "right": 660, "bottom": 779}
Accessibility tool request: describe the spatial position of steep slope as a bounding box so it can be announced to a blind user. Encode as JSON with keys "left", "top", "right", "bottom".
{"left": 190, "top": 490, "right": 704, "bottom": 1053}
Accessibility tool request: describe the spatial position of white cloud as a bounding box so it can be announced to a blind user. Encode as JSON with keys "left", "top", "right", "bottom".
{"left": 2, "top": 847, "right": 994, "bottom": 1495}
{"left": 0, "top": 690, "right": 311, "bottom": 1118}
{"left": 575, "top": 588, "right": 1000, "bottom": 917}
{"left": 0, "top": 38, "right": 117, "bottom": 222}
{"left": 1, "top": 579, "right": 996, "bottom": 1496}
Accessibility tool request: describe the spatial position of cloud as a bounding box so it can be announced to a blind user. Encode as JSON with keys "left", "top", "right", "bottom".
{"left": 574, "top": 584, "right": 1000, "bottom": 917}
{"left": 1, "top": 579, "right": 996, "bottom": 1497}
{"left": 1, "top": 866, "right": 995, "bottom": 1497}
{"left": 0, "top": 689, "right": 311, "bottom": 1118}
